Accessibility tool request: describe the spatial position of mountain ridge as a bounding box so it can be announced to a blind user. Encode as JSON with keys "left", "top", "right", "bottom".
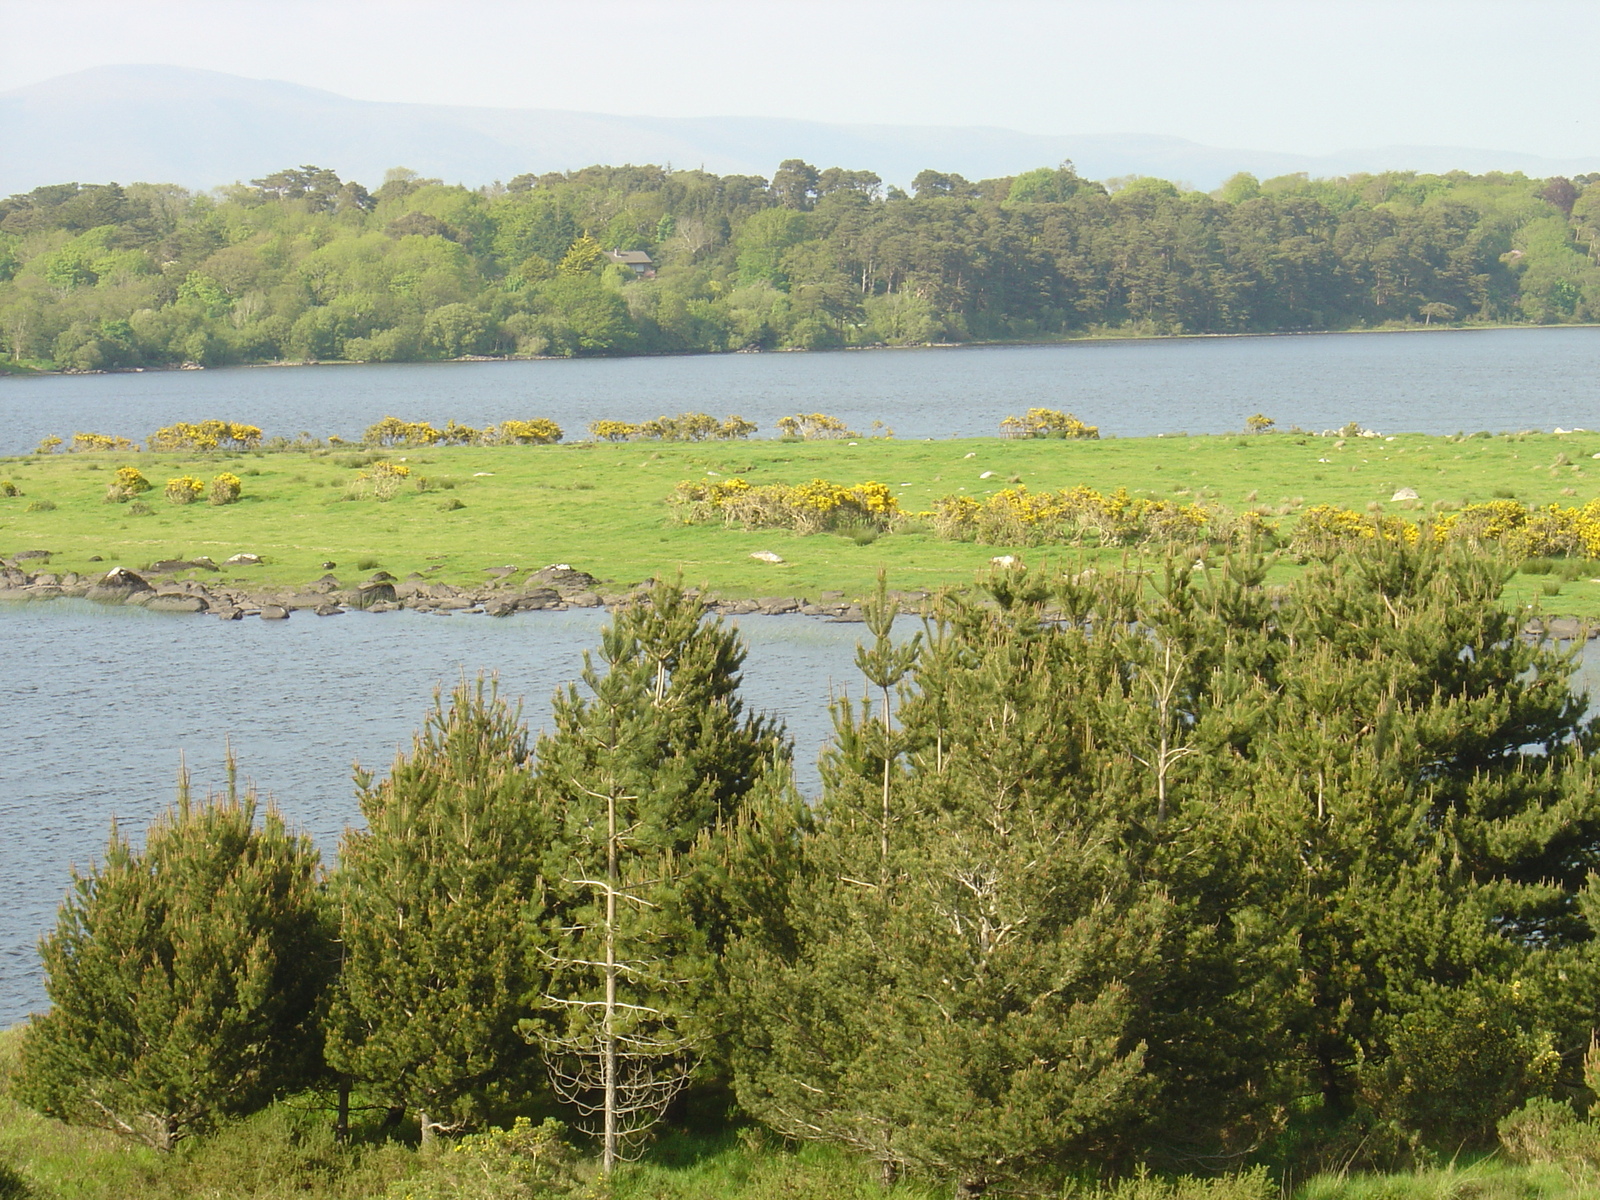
{"left": 2, "top": 64, "right": 1594, "bottom": 196}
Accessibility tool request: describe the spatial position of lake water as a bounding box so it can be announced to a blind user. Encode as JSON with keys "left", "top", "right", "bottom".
{"left": 0, "top": 600, "right": 882, "bottom": 1026}
{"left": 1, "top": 327, "right": 1597, "bottom": 457}
{"left": 5, "top": 327, "right": 1600, "bottom": 1026}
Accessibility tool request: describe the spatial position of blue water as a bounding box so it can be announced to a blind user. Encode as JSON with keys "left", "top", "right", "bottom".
{"left": 2, "top": 328, "right": 1596, "bottom": 458}
{"left": 0, "top": 600, "right": 879, "bottom": 1025}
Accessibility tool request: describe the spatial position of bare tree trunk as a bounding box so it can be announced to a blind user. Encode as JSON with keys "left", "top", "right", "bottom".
{"left": 603, "top": 785, "right": 619, "bottom": 1177}
{"left": 418, "top": 1109, "right": 435, "bottom": 1150}
{"left": 335, "top": 1077, "right": 350, "bottom": 1143}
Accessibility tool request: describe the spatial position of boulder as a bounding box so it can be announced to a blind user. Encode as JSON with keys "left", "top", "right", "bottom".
{"left": 352, "top": 581, "right": 398, "bottom": 609}
{"left": 13, "top": 550, "right": 52, "bottom": 561}
{"left": 750, "top": 551, "right": 785, "bottom": 564}
{"left": 756, "top": 597, "right": 800, "bottom": 614}
{"left": 568, "top": 591, "right": 603, "bottom": 608}
{"left": 1391, "top": 487, "right": 1420, "bottom": 502}
{"left": 86, "top": 567, "right": 153, "bottom": 604}
{"left": 223, "top": 553, "right": 262, "bottom": 566}
{"left": 529, "top": 565, "right": 601, "bottom": 592}
{"left": 259, "top": 605, "right": 290, "bottom": 620}
{"left": 147, "top": 594, "right": 209, "bottom": 613}
{"left": 214, "top": 607, "right": 244, "bottom": 620}
{"left": 315, "top": 603, "right": 345, "bottom": 616}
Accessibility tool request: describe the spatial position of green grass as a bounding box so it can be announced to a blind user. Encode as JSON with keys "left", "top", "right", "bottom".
{"left": 3, "top": 429, "right": 1600, "bottom": 613}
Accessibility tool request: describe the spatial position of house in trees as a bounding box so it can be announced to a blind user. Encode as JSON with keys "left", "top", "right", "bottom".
{"left": 604, "top": 249, "right": 654, "bottom": 277}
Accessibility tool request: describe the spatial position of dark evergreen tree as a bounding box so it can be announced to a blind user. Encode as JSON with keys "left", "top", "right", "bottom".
{"left": 17, "top": 759, "right": 331, "bottom": 1149}
{"left": 323, "top": 679, "right": 549, "bottom": 1144}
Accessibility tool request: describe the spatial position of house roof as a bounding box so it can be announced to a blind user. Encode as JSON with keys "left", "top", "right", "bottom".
{"left": 605, "top": 249, "right": 653, "bottom": 265}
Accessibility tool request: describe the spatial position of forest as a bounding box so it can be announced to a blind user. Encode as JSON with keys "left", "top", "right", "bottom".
{"left": 0, "top": 158, "right": 1596, "bottom": 371}
{"left": 10, "top": 551, "right": 1600, "bottom": 1199}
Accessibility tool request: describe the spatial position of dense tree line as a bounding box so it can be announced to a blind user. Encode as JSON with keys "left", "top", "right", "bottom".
{"left": 16, "top": 556, "right": 1600, "bottom": 1193}
{"left": 0, "top": 158, "right": 1596, "bottom": 371}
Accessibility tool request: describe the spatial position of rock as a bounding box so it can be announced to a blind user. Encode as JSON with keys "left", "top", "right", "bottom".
{"left": 87, "top": 555, "right": 103, "bottom": 562}
{"left": 351, "top": 581, "right": 398, "bottom": 609}
{"left": 569, "top": 591, "right": 602, "bottom": 608}
{"left": 366, "top": 570, "right": 397, "bottom": 583}
{"left": 260, "top": 605, "right": 290, "bottom": 620}
{"left": 1546, "top": 617, "right": 1583, "bottom": 641}
{"left": 224, "top": 553, "right": 262, "bottom": 566}
{"left": 1391, "top": 487, "right": 1419, "bottom": 501}
{"left": 979, "top": 470, "right": 996, "bottom": 479}
{"left": 124, "top": 591, "right": 154, "bottom": 607}
{"left": 756, "top": 597, "right": 799, "bottom": 614}
{"left": 529, "top": 565, "right": 601, "bottom": 593}
{"left": 147, "top": 594, "right": 209, "bottom": 613}
{"left": 321, "top": 561, "right": 337, "bottom": 569}
{"left": 86, "top": 567, "right": 153, "bottom": 603}
{"left": 750, "top": 551, "right": 785, "bottom": 564}
{"left": 191, "top": 556, "right": 218, "bottom": 570}
{"left": 32, "top": 573, "right": 59, "bottom": 587}
{"left": 214, "top": 607, "right": 244, "bottom": 620}
{"left": 146, "top": 558, "right": 217, "bottom": 574}
{"left": 366, "top": 600, "right": 400, "bottom": 613}
{"left": 485, "top": 565, "right": 517, "bottom": 578}
{"left": 990, "top": 555, "right": 1021, "bottom": 568}
{"left": 314, "top": 603, "right": 345, "bottom": 616}
{"left": 13, "top": 550, "right": 52, "bottom": 561}
{"left": 486, "top": 601, "right": 516, "bottom": 617}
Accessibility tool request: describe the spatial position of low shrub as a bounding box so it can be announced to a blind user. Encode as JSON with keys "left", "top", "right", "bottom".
{"left": 1291, "top": 499, "right": 1600, "bottom": 562}
{"left": 590, "top": 419, "right": 641, "bottom": 441}
{"left": 147, "top": 421, "right": 263, "bottom": 452}
{"left": 165, "top": 476, "right": 204, "bottom": 505}
{"left": 208, "top": 473, "right": 243, "bottom": 506}
{"left": 25, "top": 499, "right": 55, "bottom": 512}
{"left": 364, "top": 417, "right": 442, "bottom": 447}
{"left": 775, "top": 413, "right": 856, "bottom": 440}
{"left": 346, "top": 460, "right": 412, "bottom": 501}
{"left": 671, "top": 477, "right": 899, "bottom": 534}
{"left": 633, "top": 413, "right": 757, "bottom": 441}
{"left": 70, "top": 432, "right": 138, "bottom": 452}
{"left": 0, "top": 480, "right": 20, "bottom": 497}
{"left": 102, "top": 466, "right": 152, "bottom": 503}
{"left": 379, "top": 1117, "right": 580, "bottom": 1200}
{"left": 439, "top": 497, "right": 465, "bottom": 511}
{"left": 999, "top": 407, "right": 1100, "bottom": 439}
{"left": 34, "top": 435, "right": 62, "bottom": 454}
{"left": 931, "top": 484, "right": 1244, "bottom": 548}
{"left": 494, "top": 418, "right": 563, "bottom": 444}
{"left": 128, "top": 501, "right": 152, "bottom": 516}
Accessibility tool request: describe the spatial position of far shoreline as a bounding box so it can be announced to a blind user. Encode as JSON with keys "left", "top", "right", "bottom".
{"left": 3, "top": 320, "right": 1595, "bottom": 381}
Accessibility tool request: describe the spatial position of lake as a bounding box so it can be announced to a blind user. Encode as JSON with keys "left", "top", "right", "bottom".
{"left": 1, "top": 327, "right": 1597, "bottom": 458}
{"left": 5, "top": 327, "right": 1600, "bottom": 1026}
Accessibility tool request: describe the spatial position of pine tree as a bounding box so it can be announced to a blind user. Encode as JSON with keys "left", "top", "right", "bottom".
{"left": 17, "top": 758, "right": 331, "bottom": 1150}
{"left": 730, "top": 581, "right": 1170, "bottom": 1194}
{"left": 323, "top": 679, "right": 549, "bottom": 1144}
{"left": 525, "top": 578, "right": 792, "bottom": 1171}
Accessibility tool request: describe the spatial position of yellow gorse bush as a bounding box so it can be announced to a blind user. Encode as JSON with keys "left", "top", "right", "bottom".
{"left": 1290, "top": 499, "right": 1600, "bottom": 561}
{"left": 146, "top": 420, "right": 264, "bottom": 451}
{"left": 364, "top": 417, "right": 442, "bottom": 447}
{"left": 164, "top": 476, "right": 205, "bottom": 505}
{"left": 671, "top": 477, "right": 901, "bottom": 534}
{"left": 589, "top": 419, "right": 641, "bottom": 441}
{"left": 496, "top": 418, "right": 564, "bottom": 444}
{"left": 998, "top": 408, "right": 1100, "bottom": 440}
{"left": 934, "top": 484, "right": 1219, "bottom": 547}
{"left": 208, "top": 473, "right": 243, "bottom": 505}
{"left": 71, "top": 431, "right": 138, "bottom": 452}
{"left": 103, "top": 466, "right": 153, "bottom": 503}
{"left": 775, "top": 413, "right": 857, "bottom": 440}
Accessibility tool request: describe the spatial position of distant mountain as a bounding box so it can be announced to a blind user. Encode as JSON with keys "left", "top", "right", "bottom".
{"left": 1, "top": 64, "right": 1594, "bottom": 196}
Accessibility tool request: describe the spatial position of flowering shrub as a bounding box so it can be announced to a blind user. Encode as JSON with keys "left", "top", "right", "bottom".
{"left": 72, "top": 431, "right": 138, "bottom": 452}
{"left": 208, "top": 473, "right": 243, "bottom": 505}
{"left": 1289, "top": 499, "right": 1600, "bottom": 562}
{"left": 103, "top": 466, "right": 152, "bottom": 503}
{"left": 495, "top": 418, "right": 564, "bottom": 444}
{"left": 1, "top": 480, "right": 20, "bottom": 497}
{"left": 378, "top": 1116, "right": 578, "bottom": 1200}
{"left": 363, "top": 416, "right": 442, "bottom": 447}
{"left": 348, "top": 459, "right": 414, "bottom": 501}
{"left": 999, "top": 408, "right": 1100, "bottom": 439}
{"left": 672, "top": 477, "right": 901, "bottom": 534}
{"left": 35, "top": 435, "right": 62, "bottom": 455}
{"left": 146, "top": 421, "right": 264, "bottom": 451}
{"left": 637, "top": 412, "right": 758, "bottom": 441}
{"left": 164, "top": 476, "right": 205, "bottom": 504}
{"left": 776, "top": 413, "right": 857, "bottom": 440}
{"left": 589, "top": 419, "right": 641, "bottom": 441}
{"left": 932, "top": 484, "right": 1220, "bottom": 546}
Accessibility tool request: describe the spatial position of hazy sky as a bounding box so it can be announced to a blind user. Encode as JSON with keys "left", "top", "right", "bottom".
{"left": 2, "top": 0, "right": 1595, "bottom": 158}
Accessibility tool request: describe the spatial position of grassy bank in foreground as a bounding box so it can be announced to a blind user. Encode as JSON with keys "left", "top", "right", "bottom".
{"left": 0, "top": 1025, "right": 1589, "bottom": 1200}
{"left": 4, "top": 428, "right": 1600, "bottom": 615}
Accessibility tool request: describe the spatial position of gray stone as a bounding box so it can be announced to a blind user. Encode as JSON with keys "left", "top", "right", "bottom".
{"left": 353, "top": 581, "right": 398, "bottom": 608}
{"left": 314, "top": 603, "right": 345, "bottom": 616}
{"left": 147, "top": 594, "right": 209, "bottom": 613}
{"left": 756, "top": 597, "right": 800, "bottom": 614}
{"left": 86, "top": 567, "right": 153, "bottom": 603}
{"left": 223, "top": 553, "right": 262, "bottom": 566}
{"left": 260, "top": 605, "right": 290, "bottom": 620}
{"left": 569, "top": 591, "right": 602, "bottom": 608}
{"left": 13, "top": 550, "right": 51, "bottom": 561}
{"left": 214, "top": 607, "right": 244, "bottom": 620}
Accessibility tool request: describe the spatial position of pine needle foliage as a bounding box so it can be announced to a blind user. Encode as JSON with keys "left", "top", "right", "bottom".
{"left": 16, "top": 758, "right": 331, "bottom": 1150}
{"left": 323, "top": 678, "right": 550, "bottom": 1142}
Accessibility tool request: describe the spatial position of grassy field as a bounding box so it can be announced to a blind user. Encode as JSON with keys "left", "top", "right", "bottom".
{"left": 4, "top": 428, "right": 1600, "bottom": 615}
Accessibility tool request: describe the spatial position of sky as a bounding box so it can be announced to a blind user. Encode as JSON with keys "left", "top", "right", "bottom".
{"left": 1, "top": 0, "right": 1595, "bottom": 159}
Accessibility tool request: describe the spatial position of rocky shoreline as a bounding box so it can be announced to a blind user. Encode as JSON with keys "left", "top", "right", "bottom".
{"left": 0, "top": 555, "right": 924, "bottom": 622}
